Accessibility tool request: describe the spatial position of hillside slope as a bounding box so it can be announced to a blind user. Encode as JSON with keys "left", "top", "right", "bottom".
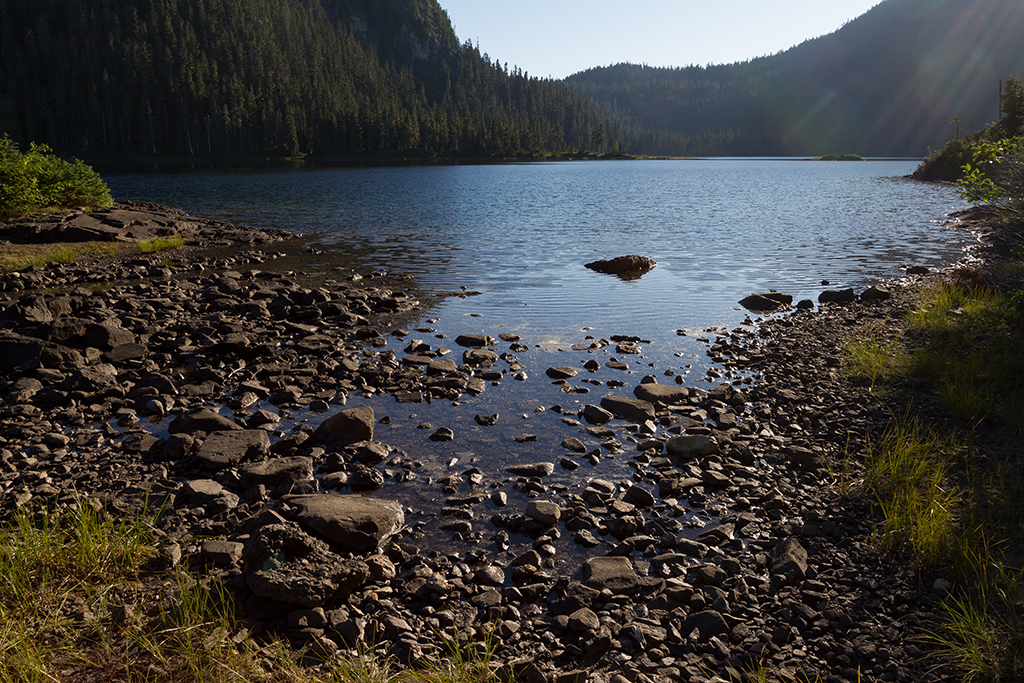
{"left": 566, "top": 0, "right": 1024, "bottom": 156}
{"left": 0, "top": 0, "right": 665, "bottom": 158}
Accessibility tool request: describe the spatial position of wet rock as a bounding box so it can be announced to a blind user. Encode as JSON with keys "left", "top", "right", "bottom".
{"left": 505, "top": 462, "right": 554, "bottom": 477}
{"left": 310, "top": 406, "right": 374, "bottom": 448}
{"left": 282, "top": 494, "right": 405, "bottom": 553}
{"left": 739, "top": 291, "right": 792, "bottom": 311}
{"left": 455, "top": 334, "right": 493, "bottom": 348}
{"left": 195, "top": 430, "right": 270, "bottom": 469}
{"left": 582, "top": 404, "right": 614, "bottom": 425}
{"left": 584, "top": 255, "right": 657, "bottom": 279}
{"left": 242, "top": 522, "right": 369, "bottom": 607}
{"left": 599, "top": 395, "right": 656, "bottom": 422}
{"left": 633, "top": 383, "right": 689, "bottom": 406}
{"left": 546, "top": 366, "right": 579, "bottom": 380}
{"left": 429, "top": 427, "right": 454, "bottom": 442}
{"left": 526, "top": 500, "right": 561, "bottom": 526}
{"left": 819, "top": 288, "right": 857, "bottom": 304}
{"left": 474, "top": 413, "right": 499, "bottom": 426}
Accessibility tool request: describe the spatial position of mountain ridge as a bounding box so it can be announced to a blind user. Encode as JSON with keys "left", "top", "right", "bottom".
{"left": 565, "top": 0, "right": 1024, "bottom": 156}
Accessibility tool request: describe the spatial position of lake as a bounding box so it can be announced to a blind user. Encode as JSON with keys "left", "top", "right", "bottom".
{"left": 106, "top": 159, "right": 972, "bottom": 546}
{"left": 106, "top": 158, "right": 971, "bottom": 349}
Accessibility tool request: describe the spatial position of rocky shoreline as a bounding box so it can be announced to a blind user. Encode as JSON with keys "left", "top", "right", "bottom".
{"left": 0, "top": 204, "right": 991, "bottom": 682}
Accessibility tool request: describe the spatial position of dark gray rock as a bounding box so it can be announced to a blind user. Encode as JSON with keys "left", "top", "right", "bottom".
{"left": 242, "top": 522, "right": 369, "bottom": 607}
{"left": 195, "top": 430, "right": 270, "bottom": 469}
{"left": 505, "top": 462, "right": 554, "bottom": 478}
{"left": 238, "top": 456, "right": 314, "bottom": 489}
{"left": 584, "top": 556, "right": 638, "bottom": 592}
{"left": 599, "top": 395, "right": 656, "bottom": 422}
{"left": 310, "top": 406, "right": 374, "bottom": 448}
{"left": 282, "top": 494, "right": 405, "bottom": 553}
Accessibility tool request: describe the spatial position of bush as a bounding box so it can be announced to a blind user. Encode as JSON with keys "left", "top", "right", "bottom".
{"left": 0, "top": 134, "right": 112, "bottom": 219}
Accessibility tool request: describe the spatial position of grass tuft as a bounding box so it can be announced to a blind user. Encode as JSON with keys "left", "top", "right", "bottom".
{"left": 137, "top": 236, "right": 185, "bottom": 253}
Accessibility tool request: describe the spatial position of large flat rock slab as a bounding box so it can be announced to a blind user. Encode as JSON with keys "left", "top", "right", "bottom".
{"left": 283, "top": 494, "right": 405, "bottom": 553}
{"left": 196, "top": 430, "right": 270, "bottom": 469}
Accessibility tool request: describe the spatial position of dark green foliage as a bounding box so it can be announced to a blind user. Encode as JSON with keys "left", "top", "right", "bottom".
{"left": 915, "top": 77, "right": 1024, "bottom": 183}
{"left": 0, "top": 0, "right": 680, "bottom": 158}
{"left": 0, "top": 135, "right": 112, "bottom": 219}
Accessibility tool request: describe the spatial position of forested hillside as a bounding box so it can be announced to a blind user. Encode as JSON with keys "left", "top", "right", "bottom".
{"left": 0, "top": 0, "right": 680, "bottom": 158}
{"left": 566, "top": 0, "right": 1024, "bottom": 156}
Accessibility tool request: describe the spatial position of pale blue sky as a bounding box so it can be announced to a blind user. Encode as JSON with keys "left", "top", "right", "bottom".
{"left": 438, "top": 1, "right": 884, "bottom": 79}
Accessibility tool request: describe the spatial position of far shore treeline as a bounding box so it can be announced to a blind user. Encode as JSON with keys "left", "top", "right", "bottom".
{"left": 0, "top": 0, "right": 684, "bottom": 160}
{"left": 2, "top": 0, "right": 1024, "bottom": 161}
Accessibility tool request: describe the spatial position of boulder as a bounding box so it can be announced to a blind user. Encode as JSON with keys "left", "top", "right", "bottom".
{"left": 818, "top": 288, "right": 857, "bottom": 304}
{"left": 238, "top": 456, "right": 313, "bottom": 489}
{"left": 582, "top": 404, "right": 614, "bottom": 425}
{"left": 505, "top": 462, "right": 555, "bottom": 478}
{"left": 584, "top": 255, "right": 657, "bottom": 279}
{"left": 600, "top": 395, "right": 656, "bottom": 422}
{"left": 526, "top": 500, "right": 561, "bottom": 526}
{"left": 633, "top": 383, "right": 689, "bottom": 406}
{"left": 584, "top": 556, "right": 639, "bottom": 592}
{"left": 739, "top": 292, "right": 793, "bottom": 311}
{"left": 169, "top": 409, "right": 242, "bottom": 434}
{"left": 282, "top": 494, "right": 405, "bottom": 553}
{"left": 195, "top": 430, "right": 270, "bottom": 469}
{"left": 242, "top": 522, "right": 369, "bottom": 607}
{"left": 310, "top": 406, "right": 374, "bottom": 448}
{"left": 666, "top": 434, "right": 720, "bottom": 459}
{"left": 772, "top": 537, "right": 809, "bottom": 582}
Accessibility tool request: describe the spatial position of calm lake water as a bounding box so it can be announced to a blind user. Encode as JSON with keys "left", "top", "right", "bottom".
{"left": 106, "top": 159, "right": 971, "bottom": 345}
{"left": 106, "top": 159, "right": 973, "bottom": 552}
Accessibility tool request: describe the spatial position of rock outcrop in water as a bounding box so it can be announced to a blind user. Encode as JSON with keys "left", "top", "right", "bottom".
{"left": 584, "top": 255, "right": 657, "bottom": 280}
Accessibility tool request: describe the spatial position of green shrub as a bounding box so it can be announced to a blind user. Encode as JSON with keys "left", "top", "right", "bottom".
{"left": 0, "top": 134, "right": 112, "bottom": 219}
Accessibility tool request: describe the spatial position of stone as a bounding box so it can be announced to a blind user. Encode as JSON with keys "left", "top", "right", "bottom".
{"left": 242, "top": 522, "right": 369, "bottom": 607}
{"left": 599, "top": 395, "right": 656, "bottom": 422}
{"left": 282, "top": 494, "right": 405, "bottom": 553}
{"left": 195, "top": 430, "right": 270, "bottom": 469}
{"left": 584, "top": 556, "right": 638, "bottom": 592}
{"left": 861, "top": 284, "right": 891, "bottom": 301}
{"left": 505, "top": 462, "right": 554, "bottom": 477}
{"left": 633, "top": 383, "right": 689, "bottom": 406}
{"left": 546, "top": 366, "right": 578, "bottom": 380}
{"left": 84, "top": 321, "right": 136, "bottom": 349}
{"left": 169, "top": 409, "right": 242, "bottom": 434}
{"left": 683, "top": 610, "right": 729, "bottom": 639}
{"left": 739, "top": 292, "right": 792, "bottom": 311}
{"left": 819, "top": 288, "right": 857, "bottom": 304}
{"left": 455, "top": 334, "right": 492, "bottom": 348}
{"left": 568, "top": 607, "right": 600, "bottom": 631}
{"left": 582, "top": 404, "right": 614, "bottom": 425}
{"left": 238, "top": 456, "right": 313, "bottom": 489}
{"left": 772, "top": 537, "right": 808, "bottom": 582}
{"left": 561, "top": 437, "right": 587, "bottom": 453}
{"left": 584, "top": 255, "right": 657, "bottom": 279}
{"left": 311, "top": 406, "right": 374, "bottom": 448}
{"left": 526, "top": 500, "right": 561, "bottom": 526}
{"left": 666, "top": 434, "right": 720, "bottom": 458}
{"left": 202, "top": 539, "right": 243, "bottom": 566}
